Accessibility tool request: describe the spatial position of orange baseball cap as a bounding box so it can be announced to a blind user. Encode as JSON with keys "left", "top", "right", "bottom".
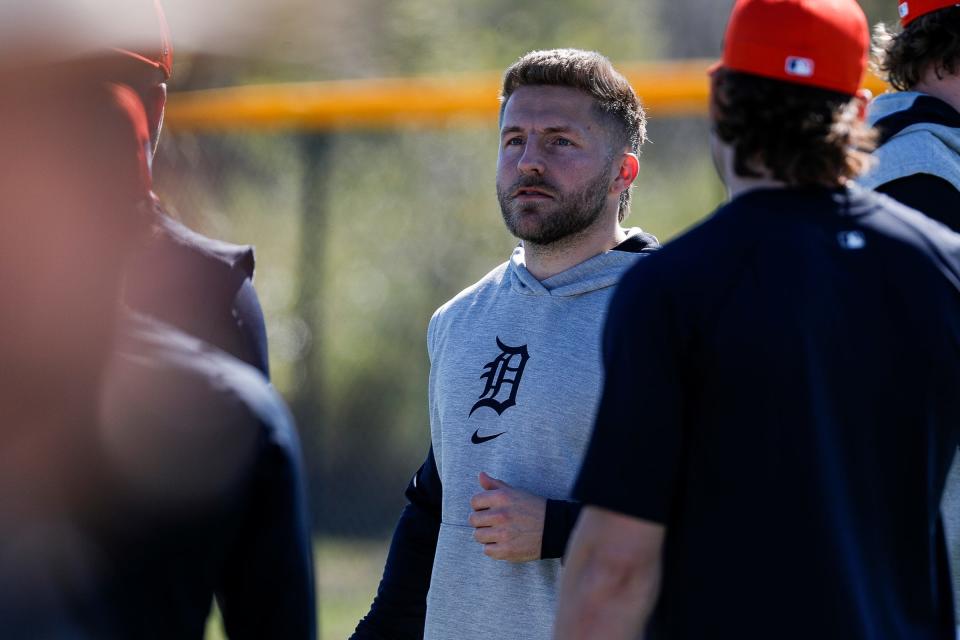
{"left": 898, "top": 1, "right": 960, "bottom": 26}
{"left": 715, "top": 0, "right": 868, "bottom": 96}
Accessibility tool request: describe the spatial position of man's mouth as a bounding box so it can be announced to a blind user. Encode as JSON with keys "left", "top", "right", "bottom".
{"left": 513, "top": 187, "right": 553, "bottom": 200}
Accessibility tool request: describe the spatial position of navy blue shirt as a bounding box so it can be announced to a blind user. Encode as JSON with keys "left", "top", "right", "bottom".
{"left": 93, "top": 313, "right": 313, "bottom": 639}
{"left": 125, "top": 208, "right": 271, "bottom": 378}
{"left": 575, "top": 186, "right": 960, "bottom": 639}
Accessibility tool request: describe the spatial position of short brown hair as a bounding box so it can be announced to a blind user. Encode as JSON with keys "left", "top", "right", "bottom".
{"left": 711, "top": 69, "right": 876, "bottom": 188}
{"left": 500, "top": 49, "right": 646, "bottom": 221}
{"left": 872, "top": 7, "right": 960, "bottom": 91}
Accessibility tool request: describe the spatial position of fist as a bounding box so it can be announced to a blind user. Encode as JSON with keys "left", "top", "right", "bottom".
{"left": 468, "top": 471, "right": 547, "bottom": 563}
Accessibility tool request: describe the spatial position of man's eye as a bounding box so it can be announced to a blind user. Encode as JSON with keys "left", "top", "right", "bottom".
{"left": 553, "top": 138, "right": 573, "bottom": 146}
{"left": 505, "top": 137, "right": 524, "bottom": 146}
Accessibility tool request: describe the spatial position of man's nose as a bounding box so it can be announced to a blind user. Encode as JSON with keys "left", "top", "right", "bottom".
{"left": 517, "top": 140, "right": 545, "bottom": 175}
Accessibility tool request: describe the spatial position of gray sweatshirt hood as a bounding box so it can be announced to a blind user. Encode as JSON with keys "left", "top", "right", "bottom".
{"left": 860, "top": 91, "right": 960, "bottom": 191}
{"left": 508, "top": 227, "right": 659, "bottom": 297}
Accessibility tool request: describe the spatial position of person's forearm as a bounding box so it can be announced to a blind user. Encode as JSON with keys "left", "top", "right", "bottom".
{"left": 554, "top": 549, "right": 660, "bottom": 639}
{"left": 554, "top": 509, "right": 664, "bottom": 640}
{"left": 353, "top": 449, "right": 442, "bottom": 639}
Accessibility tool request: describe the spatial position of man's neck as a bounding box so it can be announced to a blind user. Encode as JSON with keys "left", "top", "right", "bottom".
{"left": 914, "top": 71, "right": 960, "bottom": 115}
{"left": 712, "top": 132, "right": 788, "bottom": 201}
{"left": 523, "top": 216, "right": 627, "bottom": 281}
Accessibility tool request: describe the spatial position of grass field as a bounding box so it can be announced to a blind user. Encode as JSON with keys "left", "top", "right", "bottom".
{"left": 204, "top": 537, "right": 390, "bottom": 640}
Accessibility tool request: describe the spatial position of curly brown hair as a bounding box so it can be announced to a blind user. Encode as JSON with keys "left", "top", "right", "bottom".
{"left": 500, "top": 49, "right": 646, "bottom": 221}
{"left": 872, "top": 7, "right": 960, "bottom": 91}
{"left": 711, "top": 69, "right": 876, "bottom": 188}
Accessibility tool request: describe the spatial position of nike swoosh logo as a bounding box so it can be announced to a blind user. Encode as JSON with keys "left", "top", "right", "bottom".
{"left": 471, "top": 429, "right": 505, "bottom": 444}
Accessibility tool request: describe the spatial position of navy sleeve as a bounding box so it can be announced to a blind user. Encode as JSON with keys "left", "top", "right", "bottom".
{"left": 541, "top": 499, "right": 582, "bottom": 559}
{"left": 573, "top": 261, "right": 687, "bottom": 524}
{"left": 875, "top": 174, "right": 960, "bottom": 234}
{"left": 352, "top": 446, "right": 442, "bottom": 640}
{"left": 216, "top": 421, "right": 316, "bottom": 640}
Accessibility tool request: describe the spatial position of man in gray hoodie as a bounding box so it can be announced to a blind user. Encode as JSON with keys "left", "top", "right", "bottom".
{"left": 352, "top": 48, "right": 659, "bottom": 640}
{"left": 859, "top": 0, "right": 960, "bottom": 231}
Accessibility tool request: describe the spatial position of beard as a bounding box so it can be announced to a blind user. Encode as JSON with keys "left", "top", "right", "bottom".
{"left": 497, "top": 167, "right": 611, "bottom": 246}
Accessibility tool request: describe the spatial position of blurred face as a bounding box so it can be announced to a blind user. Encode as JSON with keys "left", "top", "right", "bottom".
{"left": 0, "top": 74, "right": 150, "bottom": 388}
{"left": 496, "top": 85, "right": 621, "bottom": 246}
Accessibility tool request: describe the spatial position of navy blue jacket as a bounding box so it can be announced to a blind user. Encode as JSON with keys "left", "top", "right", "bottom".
{"left": 124, "top": 205, "right": 271, "bottom": 378}
{"left": 0, "top": 313, "right": 316, "bottom": 639}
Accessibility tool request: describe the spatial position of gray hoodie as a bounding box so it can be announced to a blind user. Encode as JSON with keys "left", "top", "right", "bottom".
{"left": 423, "top": 230, "right": 655, "bottom": 640}
{"left": 859, "top": 91, "right": 960, "bottom": 191}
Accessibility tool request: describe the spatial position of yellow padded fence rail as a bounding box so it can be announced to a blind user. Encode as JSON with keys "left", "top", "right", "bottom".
{"left": 165, "top": 59, "right": 889, "bottom": 132}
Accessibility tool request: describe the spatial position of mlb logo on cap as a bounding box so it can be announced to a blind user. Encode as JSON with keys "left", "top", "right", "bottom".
{"left": 715, "top": 0, "right": 868, "bottom": 96}
{"left": 899, "top": 0, "right": 960, "bottom": 26}
{"left": 785, "top": 56, "right": 815, "bottom": 78}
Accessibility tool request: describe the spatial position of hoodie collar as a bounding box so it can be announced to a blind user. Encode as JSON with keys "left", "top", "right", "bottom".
{"left": 869, "top": 92, "right": 960, "bottom": 144}
{"left": 508, "top": 227, "right": 660, "bottom": 297}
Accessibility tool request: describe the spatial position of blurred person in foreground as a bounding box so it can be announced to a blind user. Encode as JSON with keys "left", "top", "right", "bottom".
{"left": 0, "top": 68, "right": 150, "bottom": 638}
{"left": 0, "top": 68, "right": 316, "bottom": 640}
{"left": 92, "top": 85, "right": 317, "bottom": 636}
{"left": 0, "top": 22, "right": 315, "bottom": 640}
{"left": 353, "top": 49, "right": 659, "bottom": 640}
{"left": 556, "top": 1, "right": 960, "bottom": 638}
{"left": 109, "top": 0, "right": 272, "bottom": 377}
{"left": 860, "top": 0, "right": 960, "bottom": 232}
{"left": 0, "top": 0, "right": 271, "bottom": 377}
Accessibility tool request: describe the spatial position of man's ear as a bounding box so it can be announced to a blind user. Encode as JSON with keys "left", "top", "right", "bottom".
{"left": 613, "top": 153, "right": 640, "bottom": 195}
{"left": 854, "top": 88, "right": 872, "bottom": 122}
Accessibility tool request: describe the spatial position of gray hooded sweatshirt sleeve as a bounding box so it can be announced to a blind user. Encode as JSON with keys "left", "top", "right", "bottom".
{"left": 423, "top": 230, "right": 653, "bottom": 640}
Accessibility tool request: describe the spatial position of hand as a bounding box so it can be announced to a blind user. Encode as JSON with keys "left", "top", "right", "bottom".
{"left": 468, "top": 471, "right": 547, "bottom": 563}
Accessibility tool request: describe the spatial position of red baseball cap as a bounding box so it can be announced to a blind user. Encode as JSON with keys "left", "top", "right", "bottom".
{"left": 898, "top": 1, "right": 960, "bottom": 26}
{"left": 715, "top": 0, "right": 868, "bottom": 96}
{"left": 107, "top": 82, "right": 154, "bottom": 200}
{"left": 113, "top": 0, "right": 173, "bottom": 81}
{"left": 0, "top": 1, "right": 172, "bottom": 80}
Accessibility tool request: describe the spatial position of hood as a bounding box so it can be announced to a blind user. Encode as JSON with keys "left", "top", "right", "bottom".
{"left": 508, "top": 227, "right": 659, "bottom": 297}
{"left": 868, "top": 92, "right": 960, "bottom": 147}
{"left": 860, "top": 92, "right": 960, "bottom": 191}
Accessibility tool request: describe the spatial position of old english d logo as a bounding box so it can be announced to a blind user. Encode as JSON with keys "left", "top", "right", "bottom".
{"left": 469, "top": 337, "right": 530, "bottom": 417}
